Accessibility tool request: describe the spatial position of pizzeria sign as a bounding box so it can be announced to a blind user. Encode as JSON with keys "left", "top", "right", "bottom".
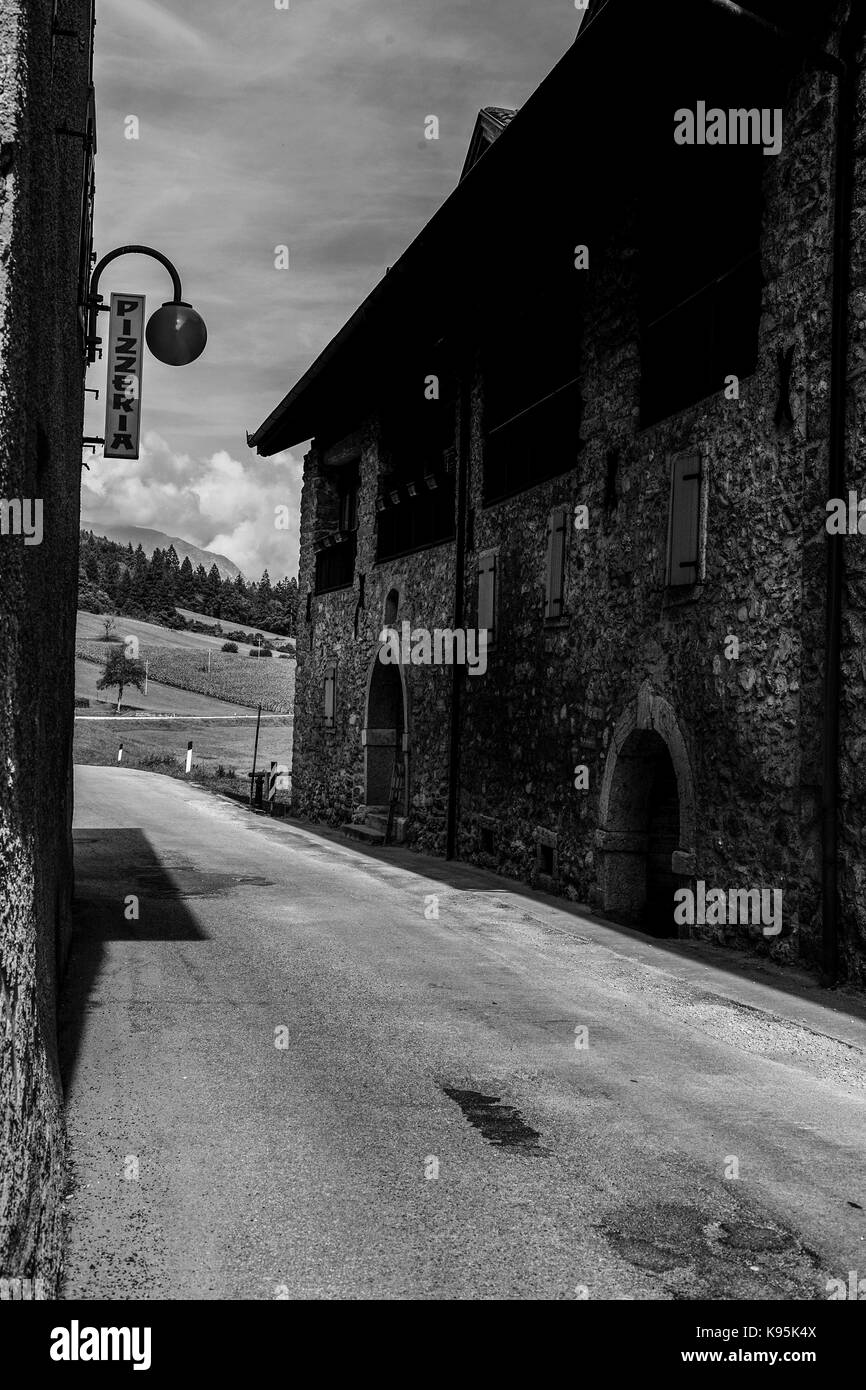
{"left": 104, "top": 292, "right": 145, "bottom": 460}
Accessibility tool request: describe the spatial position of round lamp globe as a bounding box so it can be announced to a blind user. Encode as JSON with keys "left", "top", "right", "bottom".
{"left": 146, "top": 301, "right": 207, "bottom": 366}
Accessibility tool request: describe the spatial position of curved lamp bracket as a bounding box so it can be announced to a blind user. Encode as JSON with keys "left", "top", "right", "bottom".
{"left": 86, "top": 244, "right": 185, "bottom": 363}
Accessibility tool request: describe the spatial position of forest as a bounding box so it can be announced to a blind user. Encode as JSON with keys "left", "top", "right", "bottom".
{"left": 78, "top": 530, "right": 299, "bottom": 637}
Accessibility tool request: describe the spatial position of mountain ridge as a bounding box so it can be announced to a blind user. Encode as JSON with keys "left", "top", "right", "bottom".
{"left": 80, "top": 521, "right": 241, "bottom": 580}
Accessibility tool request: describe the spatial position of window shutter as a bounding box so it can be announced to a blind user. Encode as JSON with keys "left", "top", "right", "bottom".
{"left": 545, "top": 505, "right": 568, "bottom": 619}
{"left": 666, "top": 451, "right": 702, "bottom": 586}
{"left": 477, "top": 552, "right": 497, "bottom": 642}
{"left": 323, "top": 664, "right": 336, "bottom": 727}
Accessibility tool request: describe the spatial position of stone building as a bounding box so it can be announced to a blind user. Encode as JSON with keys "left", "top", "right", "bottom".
{"left": 251, "top": 0, "right": 866, "bottom": 985}
{"left": 0, "top": 0, "right": 96, "bottom": 1290}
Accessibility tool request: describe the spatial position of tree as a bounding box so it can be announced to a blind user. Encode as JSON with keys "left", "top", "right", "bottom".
{"left": 129, "top": 545, "right": 149, "bottom": 608}
{"left": 194, "top": 564, "right": 209, "bottom": 606}
{"left": 115, "top": 568, "right": 132, "bottom": 611}
{"left": 103, "top": 558, "right": 121, "bottom": 603}
{"left": 248, "top": 569, "right": 271, "bottom": 627}
{"left": 272, "top": 575, "right": 299, "bottom": 636}
{"left": 97, "top": 647, "right": 146, "bottom": 713}
{"left": 78, "top": 581, "right": 112, "bottom": 615}
{"left": 207, "top": 563, "right": 222, "bottom": 618}
{"left": 147, "top": 548, "right": 168, "bottom": 611}
{"left": 178, "top": 555, "right": 195, "bottom": 603}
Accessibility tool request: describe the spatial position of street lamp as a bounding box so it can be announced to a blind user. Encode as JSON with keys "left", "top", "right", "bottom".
{"left": 86, "top": 244, "right": 207, "bottom": 366}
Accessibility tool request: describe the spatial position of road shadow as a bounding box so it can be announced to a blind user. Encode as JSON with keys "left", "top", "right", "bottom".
{"left": 60, "top": 828, "right": 209, "bottom": 1093}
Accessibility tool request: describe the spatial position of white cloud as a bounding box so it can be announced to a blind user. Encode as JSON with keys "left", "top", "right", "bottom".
{"left": 82, "top": 433, "right": 302, "bottom": 580}
{"left": 84, "top": 0, "right": 576, "bottom": 576}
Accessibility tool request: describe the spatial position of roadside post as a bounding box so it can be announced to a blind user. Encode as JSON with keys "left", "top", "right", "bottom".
{"left": 249, "top": 703, "right": 262, "bottom": 808}
{"left": 185, "top": 741, "right": 193, "bottom": 774}
{"left": 117, "top": 743, "right": 123, "bottom": 764}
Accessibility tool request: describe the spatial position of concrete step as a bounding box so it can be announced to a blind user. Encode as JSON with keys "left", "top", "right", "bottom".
{"left": 341, "top": 822, "right": 386, "bottom": 846}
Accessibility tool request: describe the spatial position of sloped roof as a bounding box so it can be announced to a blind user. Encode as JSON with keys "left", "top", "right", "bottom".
{"left": 248, "top": 0, "right": 826, "bottom": 455}
{"left": 459, "top": 107, "right": 519, "bottom": 182}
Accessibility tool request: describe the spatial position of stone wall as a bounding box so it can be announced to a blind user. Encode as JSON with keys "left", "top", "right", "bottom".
{"left": 0, "top": 0, "right": 92, "bottom": 1292}
{"left": 837, "top": 15, "right": 866, "bottom": 986}
{"left": 291, "top": 2, "right": 866, "bottom": 982}
{"left": 293, "top": 422, "right": 458, "bottom": 851}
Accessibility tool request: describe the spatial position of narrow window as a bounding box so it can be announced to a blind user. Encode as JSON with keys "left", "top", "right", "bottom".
{"left": 323, "top": 663, "right": 336, "bottom": 728}
{"left": 384, "top": 588, "right": 399, "bottom": 626}
{"left": 544, "top": 505, "right": 568, "bottom": 620}
{"left": 338, "top": 465, "right": 359, "bottom": 534}
{"left": 477, "top": 550, "right": 497, "bottom": 643}
{"left": 666, "top": 451, "right": 702, "bottom": 587}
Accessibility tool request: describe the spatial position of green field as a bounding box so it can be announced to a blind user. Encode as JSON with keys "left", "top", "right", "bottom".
{"left": 74, "top": 657, "right": 261, "bottom": 717}
{"left": 73, "top": 716, "right": 293, "bottom": 805}
{"left": 77, "top": 612, "right": 295, "bottom": 713}
{"left": 79, "top": 610, "right": 247, "bottom": 653}
{"left": 77, "top": 609, "right": 295, "bottom": 654}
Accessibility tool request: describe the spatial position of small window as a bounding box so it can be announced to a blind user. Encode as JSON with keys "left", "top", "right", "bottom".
{"left": 323, "top": 663, "right": 336, "bottom": 728}
{"left": 538, "top": 843, "right": 554, "bottom": 876}
{"left": 477, "top": 550, "right": 497, "bottom": 643}
{"left": 482, "top": 275, "right": 582, "bottom": 505}
{"left": 338, "top": 465, "right": 359, "bottom": 533}
{"left": 315, "top": 535, "right": 356, "bottom": 594}
{"left": 375, "top": 350, "right": 457, "bottom": 561}
{"left": 383, "top": 588, "right": 399, "bottom": 626}
{"left": 544, "top": 505, "right": 569, "bottom": 620}
{"left": 536, "top": 837, "right": 557, "bottom": 878}
{"left": 666, "top": 451, "right": 702, "bottom": 588}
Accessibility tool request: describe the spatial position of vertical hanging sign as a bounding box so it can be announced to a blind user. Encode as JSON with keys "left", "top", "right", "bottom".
{"left": 103, "top": 292, "right": 145, "bottom": 459}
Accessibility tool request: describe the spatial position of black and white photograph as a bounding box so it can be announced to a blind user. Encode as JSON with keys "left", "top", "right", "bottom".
{"left": 1, "top": 0, "right": 865, "bottom": 1357}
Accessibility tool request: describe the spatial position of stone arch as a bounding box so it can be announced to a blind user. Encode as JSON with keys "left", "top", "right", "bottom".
{"left": 362, "top": 644, "right": 408, "bottom": 812}
{"left": 596, "top": 681, "right": 696, "bottom": 935}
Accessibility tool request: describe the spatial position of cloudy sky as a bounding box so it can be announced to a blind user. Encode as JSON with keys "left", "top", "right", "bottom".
{"left": 82, "top": 0, "right": 580, "bottom": 580}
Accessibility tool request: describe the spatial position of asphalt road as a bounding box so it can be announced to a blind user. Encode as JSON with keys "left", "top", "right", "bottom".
{"left": 62, "top": 767, "right": 866, "bottom": 1300}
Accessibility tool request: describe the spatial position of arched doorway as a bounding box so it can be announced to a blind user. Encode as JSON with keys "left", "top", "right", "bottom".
{"left": 597, "top": 681, "right": 696, "bottom": 938}
{"left": 364, "top": 656, "right": 406, "bottom": 811}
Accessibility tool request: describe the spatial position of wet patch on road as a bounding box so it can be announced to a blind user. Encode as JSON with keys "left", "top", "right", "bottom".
{"left": 601, "top": 1201, "right": 827, "bottom": 1299}
{"left": 717, "top": 1219, "right": 796, "bottom": 1253}
{"left": 441, "top": 1085, "right": 548, "bottom": 1155}
{"left": 605, "top": 1203, "right": 706, "bottom": 1274}
{"left": 132, "top": 868, "right": 274, "bottom": 898}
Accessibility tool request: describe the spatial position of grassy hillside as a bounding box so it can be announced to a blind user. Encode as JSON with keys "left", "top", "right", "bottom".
{"left": 77, "top": 612, "right": 295, "bottom": 713}
{"left": 74, "top": 658, "right": 261, "bottom": 717}
{"left": 76, "top": 611, "right": 288, "bottom": 656}
{"left": 175, "top": 608, "right": 295, "bottom": 649}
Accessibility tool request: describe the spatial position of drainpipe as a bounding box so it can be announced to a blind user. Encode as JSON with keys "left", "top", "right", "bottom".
{"left": 445, "top": 365, "right": 471, "bottom": 860}
{"left": 700, "top": 0, "right": 860, "bottom": 986}
{"left": 821, "top": 6, "right": 862, "bottom": 986}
